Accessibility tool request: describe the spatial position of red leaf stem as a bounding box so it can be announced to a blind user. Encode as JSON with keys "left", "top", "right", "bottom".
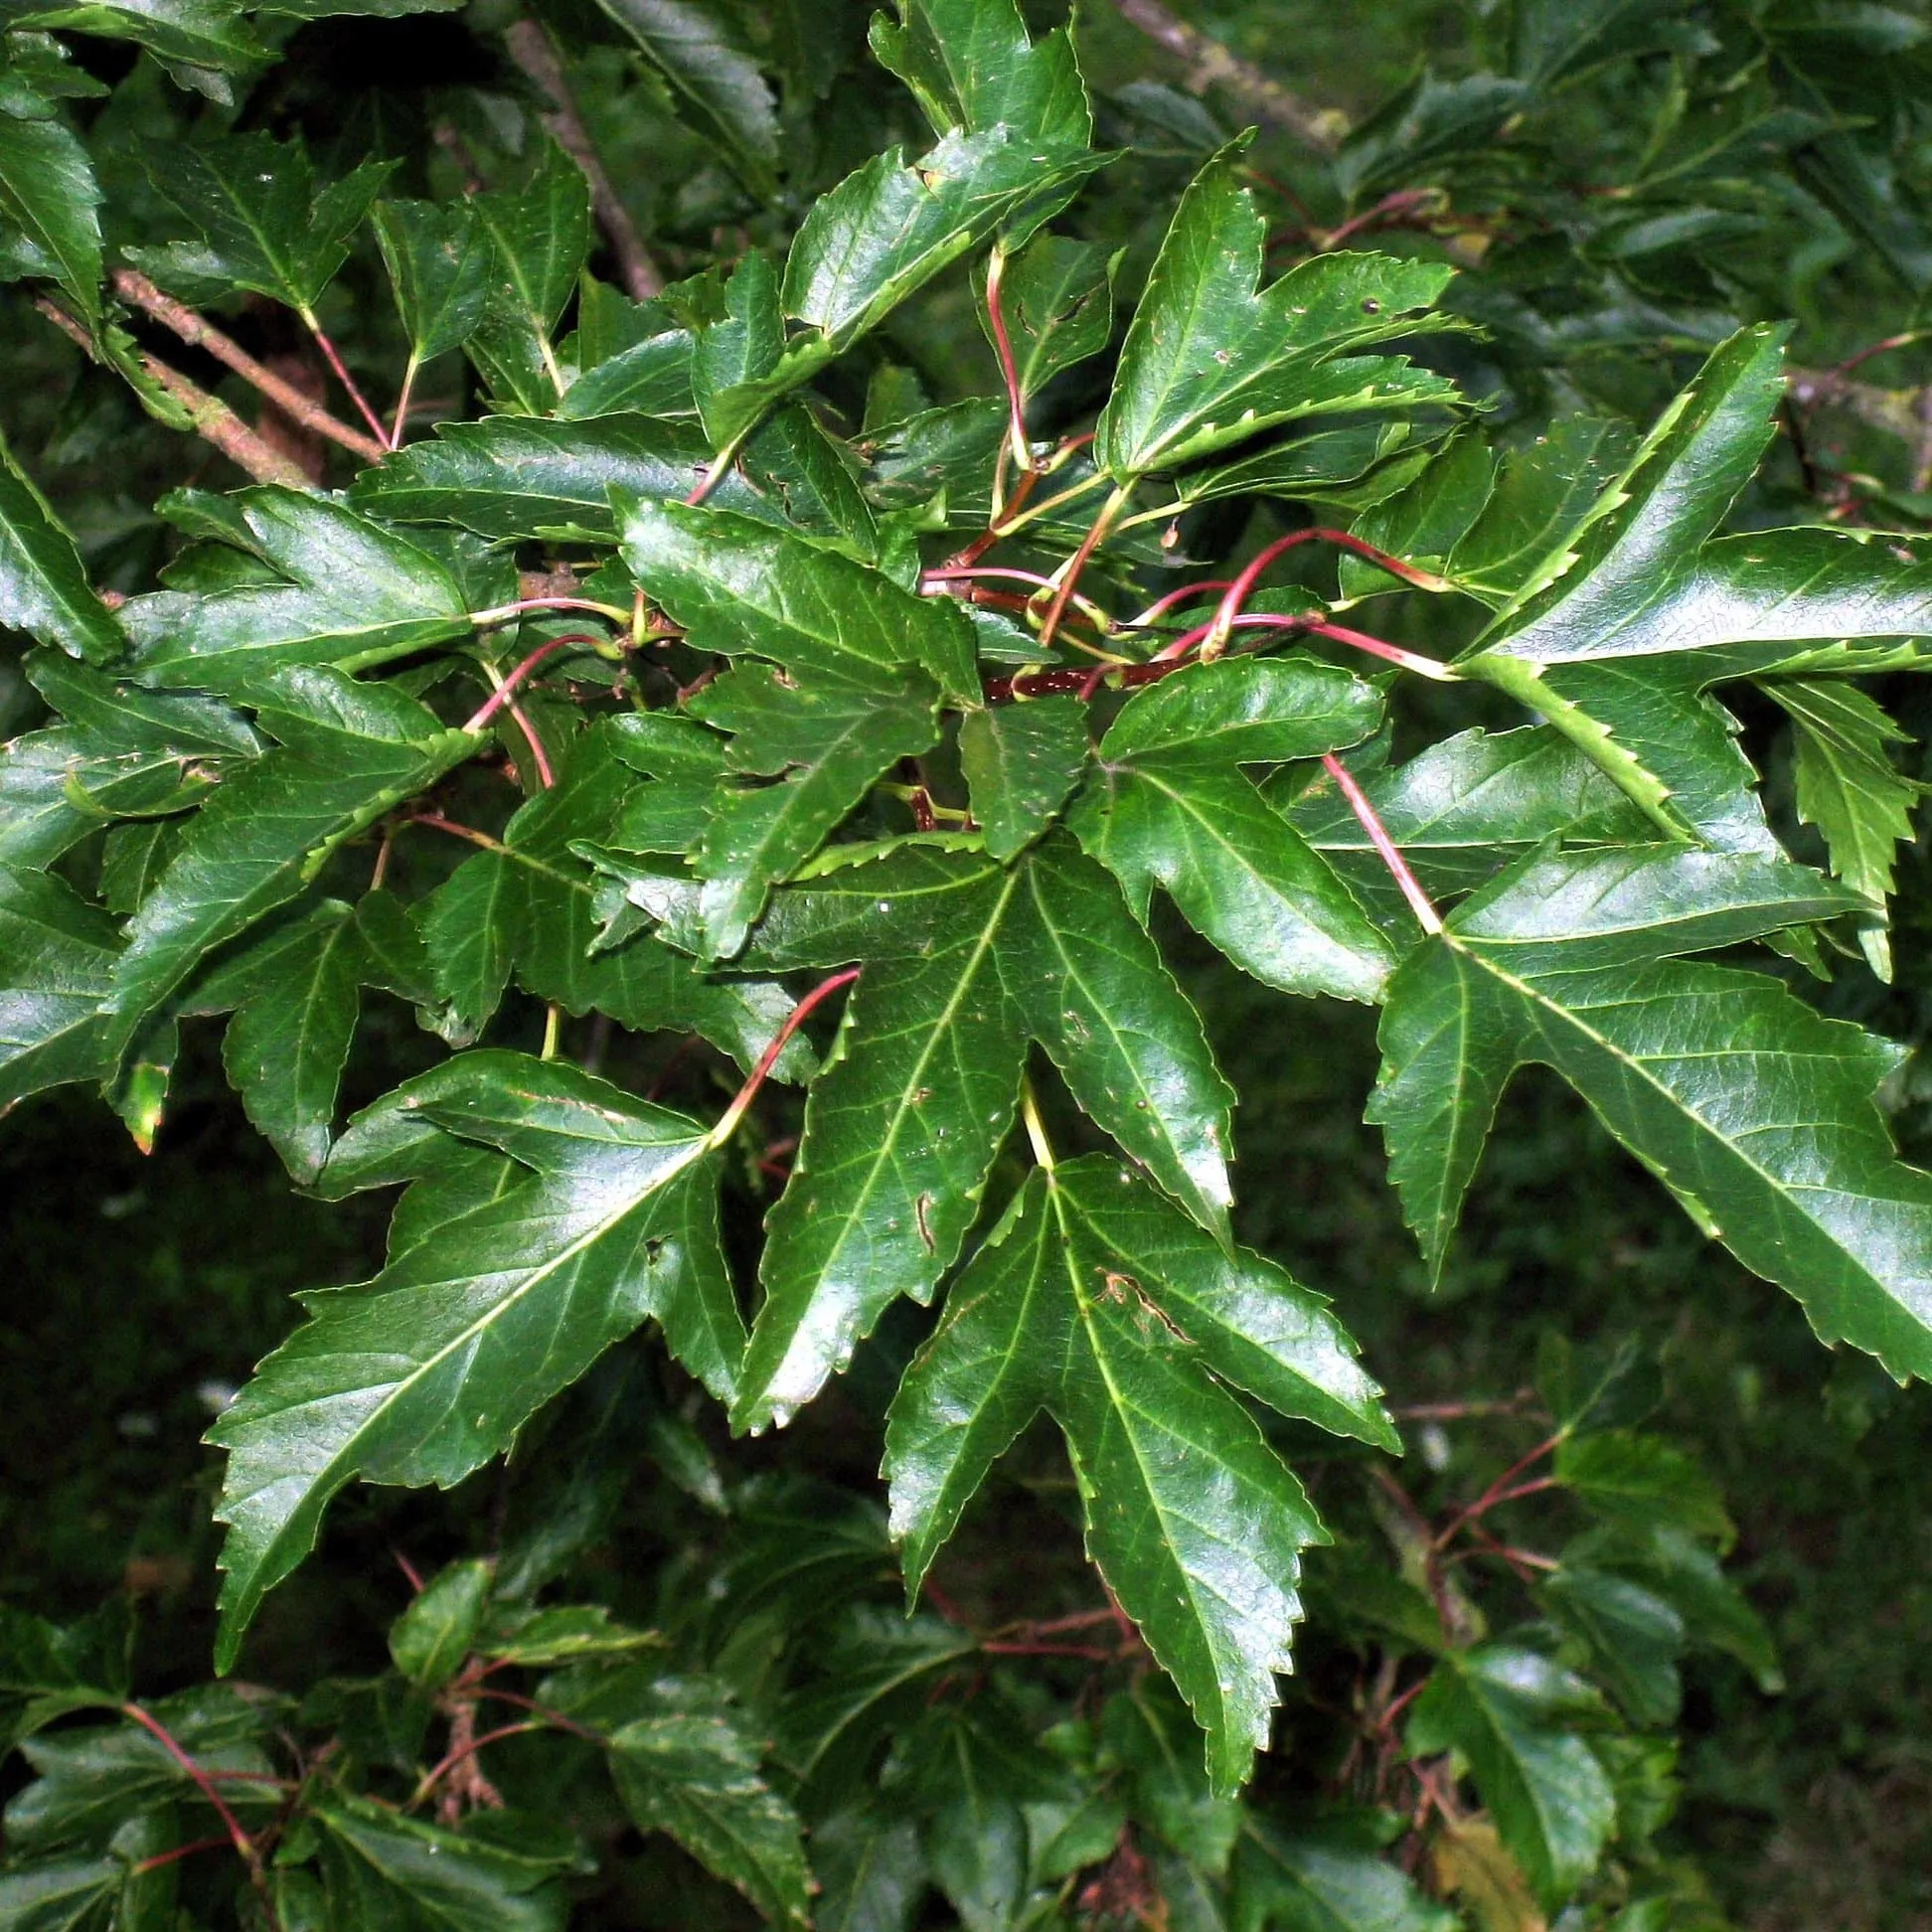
{"left": 463, "top": 635, "right": 597, "bottom": 734}
{"left": 119, "top": 1703, "right": 261, "bottom": 1875}
{"left": 303, "top": 317, "right": 391, "bottom": 450}
{"left": 984, "top": 245, "right": 1033, "bottom": 474}
{"left": 1319, "top": 752, "right": 1444, "bottom": 936}
{"left": 1202, "top": 525, "right": 1446, "bottom": 657}
{"left": 1432, "top": 1433, "right": 1563, "bottom": 1550}
{"left": 409, "top": 1720, "right": 547, "bottom": 1809}
{"left": 709, "top": 968, "right": 862, "bottom": 1148}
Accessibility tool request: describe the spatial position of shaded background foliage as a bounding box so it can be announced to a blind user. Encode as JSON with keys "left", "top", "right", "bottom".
{"left": 9, "top": 0, "right": 1932, "bottom": 1927}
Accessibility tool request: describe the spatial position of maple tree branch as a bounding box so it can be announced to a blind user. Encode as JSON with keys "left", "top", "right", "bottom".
{"left": 1106, "top": 0, "right": 1349, "bottom": 154}
{"left": 110, "top": 270, "right": 387, "bottom": 463}
{"left": 37, "top": 298, "right": 311, "bottom": 489}
{"left": 504, "top": 18, "right": 665, "bottom": 300}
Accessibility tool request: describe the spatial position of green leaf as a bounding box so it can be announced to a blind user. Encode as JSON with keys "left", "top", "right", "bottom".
{"left": 352, "top": 414, "right": 756, "bottom": 542}
{"left": 389, "top": 1558, "right": 491, "bottom": 1689}
{"left": 545, "top": 1665, "right": 811, "bottom": 1926}
{"left": 870, "top": 0, "right": 1091, "bottom": 150}
{"left": 700, "top": 127, "right": 1106, "bottom": 446}
{"left": 0, "top": 1853, "right": 120, "bottom": 1931}
{"left": 1552, "top": 1431, "right": 1732, "bottom": 1544}
{"left": 1463, "top": 324, "right": 1787, "bottom": 668}
{"left": 1440, "top": 419, "right": 1640, "bottom": 605}
{"left": 123, "top": 490, "right": 472, "bottom": 696}
{"left": 588, "top": 0, "right": 779, "bottom": 196}
{"left": 773, "top": 1604, "right": 976, "bottom": 1792}
{"left": 0, "top": 427, "right": 122, "bottom": 662}
{"left": 0, "top": 105, "right": 100, "bottom": 326}
{"left": 8, "top": 1687, "right": 276, "bottom": 1854}
{"left": 467, "top": 142, "right": 591, "bottom": 409}
{"left": 1231, "top": 1815, "right": 1459, "bottom": 1932}
{"left": 1404, "top": 1645, "right": 1616, "bottom": 1909}
{"left": 0, "top": 1603, "right": 129, "bottom": 1754}
{"left": 1566, "top": 1521, "right": 1780, "bottom": 1692}
{"left": 133, "top": 131, "right": 391, "bottom": 314}
{"left": 1763, "top": 678, "right": 1917, "bottom": 978}
{"left": 1542, "top": 1565, "right": 1685, "bottom": 1728}
{"left": 886, "top": 1157, "right": 1332, "bottom": 1793}
{"left": 186, "top": 898, "right": 367, "bottom": 1181}
{"left": 562, "top": 321, "right": 697, "bottom": 421}
{"left": 617, "top": 496, "right": 978, "bottom": 702}
{"left": 372, "top": 198, "right": 493, "bottom": 367}
{"left": 210, "top": 1050, "right": 737, "bottom": 1667}
{"left": 689, "top": 661, "right": 941, "bottom": 959}
{"left": 420, "top": 850, "right": 519, "bottom": 1043}
{"left": 1094, "top": 141, "right": 1460, "bottom": 480}
{"left": 0, "top": 862, "right": 118, "bottom": 1108}
{"left": 734, "top": 840, "right": 1234, "bottom": 1430}
{"left": 313, "top": 1794, "right": 569, "bottom": 1931}
{"left": 0, "top": 0, "right": 266, "bottom": 81}
{"left": 1368, "top": 845, "right": 1932, "bottom": 1379}
{"left": 1073, "top": 657, "right": 1395, "bottom": 1001}
{"left": 982, "top": 234, "right": 1116, "bottom": 407}
{"left": 811, "top": 1808, "right": 927, "bottom": 1932}
{"left": 1101, "top": 1681, "right": 1243, "bottom": 1871}
{"left": 958, "top": 695, "right": 1088, "bottom": 862}
{"left": 102, "top": 668, "right": 475, "bottom": 1062}
{"left": 417, "top": 727, "right": 814, "bottom": 1075}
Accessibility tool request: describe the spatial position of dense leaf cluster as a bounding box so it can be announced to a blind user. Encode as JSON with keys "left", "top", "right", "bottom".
{"left": 7, "top": 0, "right": 1932, "bottom": 1924}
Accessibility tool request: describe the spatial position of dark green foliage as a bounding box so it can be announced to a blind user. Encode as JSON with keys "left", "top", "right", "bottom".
{"left": 6, "top": 0, "right": 1932, "bottom": 1924}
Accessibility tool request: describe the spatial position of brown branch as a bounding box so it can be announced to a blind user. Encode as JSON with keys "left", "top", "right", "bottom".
{"left": 1108, "top": 0, "right": 1349, "bottom": 155}
{"left": 504, "top": 19, "right": 665, "bottom": 300}
{"left": 110, "top": 270, "right": 387, "bottom": 464}
{"left": 36, "top": 298, "right": 311, "bottom": 488}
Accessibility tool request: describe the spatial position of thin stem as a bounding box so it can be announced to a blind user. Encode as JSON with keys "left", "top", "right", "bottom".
{"left": 1155, "top": 610, "right": 1453, "bottom": 680}
{"left": 409, "top": 1720, "right": 547, "bottom": 1810}
{"left": 464, "top": 636, "right": 591, "bottom": 734}
{"left": 540, "top": 1004, "right": 562, "bottom": 1060}
{"left": 1432, "top": 1433, "right": 1563, "bottom": 1551}
{"left": 1202, "top": 527, "right": 1446, "bottom": 659}
{"left": 474, "top": 1687, "right": 600, "bottom": 1740}
{"left": 403, "top": 816, "right": 589, "bottom": 894}
{"left": 1020, "top": 1076, "right": 1056, "bottom": 1173}
{"left": 708, "top": 969, "right": 861, "bottom": 1150}
{"left": 1128, "top": 579, "right": 1236, "bottom": 629}
{"left": 390, "top": 352, "right": 420, "bottom": 452}
{"left": 130, "top": 1836, "right": 232, "bottom": 1876}
{"left": 111, "top": 270, "right": 387, "bottom": 463}
{"left": 923, "top": 564, "right": 1116, "bottom": 637}
{"left": 988, "top": 464, "right": 1110, "bottom": 539}
{"left": 37, "top": 297, "right": 310, "bottom": 488}
{"left": 687, "top": 423, "right": 753, "bottom": 507}
{"left": 120, "top": 1703, "right": 261, "bottom": 1877}
{"left": 984, "top": 245, "right": 1034, "bottom": 475}
{"left": 299, "top": 309, "right": 390, "bottom": 448}
{"left": 1320, "top": 752, "right": 1443, "bottom": 935}
{"left": 468, "top": 596, "right": 632, "bottom": 629}
{"left": 1037, "top": 483, "right": 1132, "bottom": 651}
